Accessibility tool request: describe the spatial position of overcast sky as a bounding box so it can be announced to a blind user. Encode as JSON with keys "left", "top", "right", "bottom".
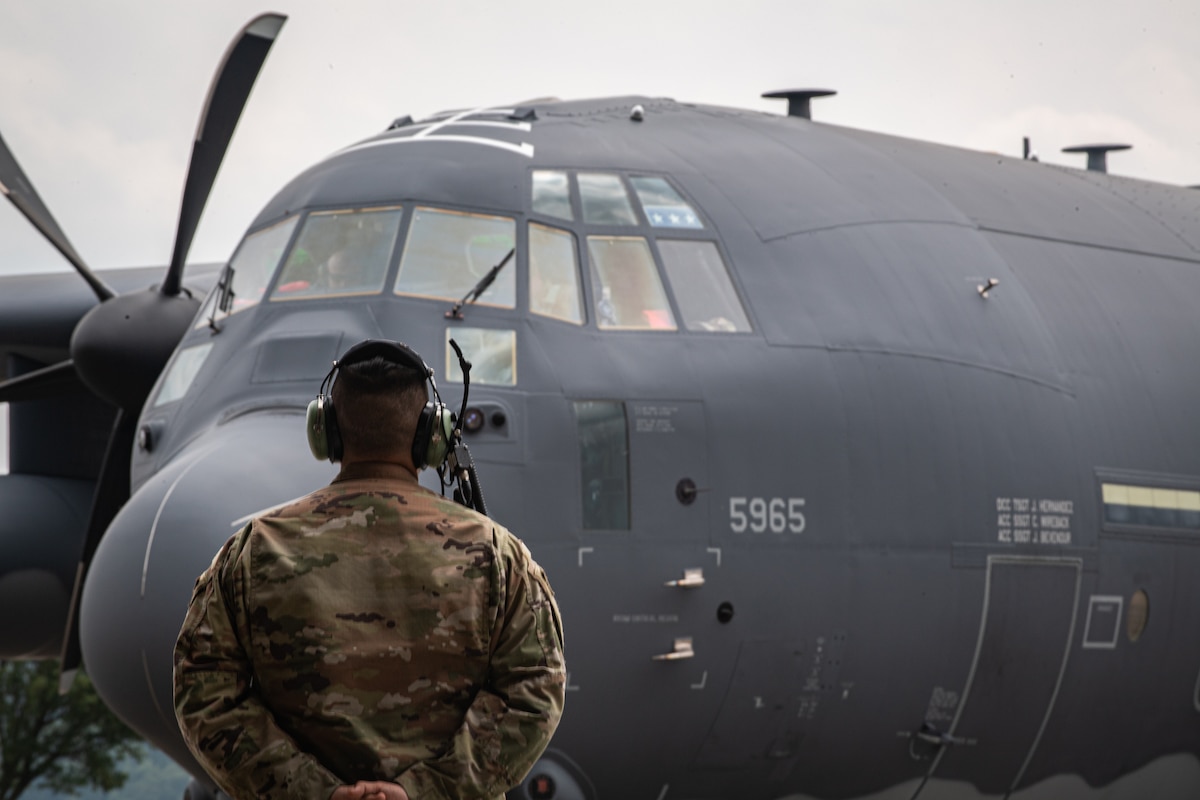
{"left": 1, "top": 0, "right": 1199, "bottom": 470}
{"left": 2, "top": 0, "right": 1198, "bottom": 278}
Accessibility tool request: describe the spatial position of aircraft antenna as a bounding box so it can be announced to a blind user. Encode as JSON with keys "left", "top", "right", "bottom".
{"left": 762, "top": 89, "right": 837, "bottom": 120}
{"left": 1062, "top": 143, "right": 1131, "bottom": 174}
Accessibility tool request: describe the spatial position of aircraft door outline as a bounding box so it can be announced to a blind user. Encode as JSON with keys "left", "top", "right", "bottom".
{"left": 915, "top": 554, "right": 1082, "bottom": 799}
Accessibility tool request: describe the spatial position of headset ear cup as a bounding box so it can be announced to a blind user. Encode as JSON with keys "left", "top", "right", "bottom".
{"left": 412, "top": 402, "right": 455, "bottom": 470}
{"left": 424, "top": 406, "right": 455, "bottom": 470}
{"left": 412, "top": 402, "right": 435, "bottom": 470}
{"left": 306, "top": 397, "right": 329, "bottom": 461}
{"left": 306, "top": 395, "right": 343, "bottom": 462}
{"left": 325, "top": 401, "right": 343, "bottom": 463}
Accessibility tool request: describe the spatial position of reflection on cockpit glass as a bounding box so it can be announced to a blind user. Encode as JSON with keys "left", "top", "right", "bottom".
{"left": 271, "top": 207, "right": 401, "bottom": 299}
{"left": 630, "top": 176, "right": 704, "bottom": 229}
{"left": 199, "top": 215, "right": 299, "bottom": 326}
{"left": 578, "top": 173, "right": 638, "bottom": 226}
{"left": 532, "top": 170, "right": 573, "bottom": 221}
{"left": 445, "top": 327, "right": 516, "bottom": 386}
{"left": 154, "top": 343, "right": 214, "bottom": 407}
{"left": 658, "top": 240, "right": 752, "bottom": 332}
{"left": 396, "top": 208, "right": 516, "bottom": 306}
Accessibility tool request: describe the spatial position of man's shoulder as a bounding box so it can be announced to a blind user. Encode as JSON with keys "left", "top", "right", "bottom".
{"left": 475, "top": 513, "right": 532, "bottom": 564}
{"left": 266, "top": 478, "right": 424, "bottom": 517}
{"left": 254, "top": 478, "right": 506, "bottom": 538}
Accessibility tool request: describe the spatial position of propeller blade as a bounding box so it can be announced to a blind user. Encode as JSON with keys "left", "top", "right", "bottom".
{"left": 0, "top": 359, "right": 86, "bottom": 403}
{"left": 58, "top": 407, "right": 136, "bottom": 690}
{"left": 161, "top": 13, "right": 287, "bottom": 297}
{"left": 0, "top": 131, "right": 114, "bottom": 302}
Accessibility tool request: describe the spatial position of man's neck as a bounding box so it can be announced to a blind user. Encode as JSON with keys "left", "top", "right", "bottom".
{"left": 334, "top": 459, "right": 419, "bottom": 484}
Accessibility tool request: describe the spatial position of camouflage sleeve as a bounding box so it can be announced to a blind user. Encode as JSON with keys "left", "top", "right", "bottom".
{"left": 173, "top": 525, "right": 343, "bottom": 800}
{"left": 395, "top": 530, "right": 566, "bottom": 800}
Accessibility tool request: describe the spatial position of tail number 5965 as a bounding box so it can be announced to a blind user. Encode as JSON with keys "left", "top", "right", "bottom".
{"left": 729, "top": 497, "right": 806, "bottom": 534}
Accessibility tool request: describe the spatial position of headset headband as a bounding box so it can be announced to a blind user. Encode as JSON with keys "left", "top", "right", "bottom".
{"left": 320, "top": 339, "right": 433, "bottom": 396}
{"left": 337, "top": 339, "right": 430, "bottom": 375}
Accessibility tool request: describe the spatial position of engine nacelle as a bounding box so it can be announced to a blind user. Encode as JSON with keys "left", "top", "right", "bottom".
{"left": 0, "top": 474, "right": 93, "bottom": 658}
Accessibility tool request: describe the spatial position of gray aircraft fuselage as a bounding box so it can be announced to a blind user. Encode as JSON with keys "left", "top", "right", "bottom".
{"left": 6, "top": 96, "right": 1200, "bottom": 800}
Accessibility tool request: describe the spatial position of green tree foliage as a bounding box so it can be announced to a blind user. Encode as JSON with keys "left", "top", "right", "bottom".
{"left": 0, "top": 661, "right": 144, "bottom": 800}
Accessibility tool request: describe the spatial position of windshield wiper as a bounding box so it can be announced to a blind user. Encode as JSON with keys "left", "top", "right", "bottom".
{"left": 446, "top": 248, "right": 515, "bottom": 320}
{"left": 207, "top": 263, "right": 236, "bottom": 332}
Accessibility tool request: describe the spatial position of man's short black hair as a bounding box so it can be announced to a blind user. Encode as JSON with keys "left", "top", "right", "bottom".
{"left": 332, "top": 356, "right": 429, "bottom": 461}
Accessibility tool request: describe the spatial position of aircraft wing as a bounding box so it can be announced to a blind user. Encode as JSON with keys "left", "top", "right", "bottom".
{"left": 0, "top": 263, "right": 221, "bottom": 659}
{"left": 0, "top": 264, "right": 222, "bottom": 372}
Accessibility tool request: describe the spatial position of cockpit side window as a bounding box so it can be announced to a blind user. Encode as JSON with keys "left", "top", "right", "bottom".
{"left": 658, "top": 240, "right": 752, "bottom": 332}
{"left": 578, "top": 173, "right": 638, "bottom": 226}
{"left": 532, "top": 170, "right": 574, "bottom": 221}
{"left": 197, "top": 215, "right": 299, "bottom": 327}
{"left": 395, "top": 207, "right": 516, "bottom": 307}
{"left": 586, "top": 236, "right": 676, "bottom": 330}
{"left": 526, "top": 169, "right": 753, "bottom": 335}
{"left": 271, "top": 207, "right": 402, "bottom": 300}
{"left": 630, "top": 176, "right": 704, "bottom": 229}
{"left": 153, "top": 343, "right": 214, "bottom": 407}
{"left": 529, "top": 223, "right": 584, "bottom": 324}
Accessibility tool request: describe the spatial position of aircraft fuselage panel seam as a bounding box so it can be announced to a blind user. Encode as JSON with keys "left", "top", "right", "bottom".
{"left": 758, "top": 220, "right": 1200, "bottom": 266}
{"left": 978, "top": 225, "right": 1200, "bottom": 266}
{"left": 771, "top": 343, "right": 1074, "bottom": 396}
{"left": 760, "top": 218, "right": 979, "bottom": 243}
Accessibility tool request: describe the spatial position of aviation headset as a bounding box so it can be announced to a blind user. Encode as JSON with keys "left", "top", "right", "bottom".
{"left": 305, "top": 339, "right": 455, "bottom": 468}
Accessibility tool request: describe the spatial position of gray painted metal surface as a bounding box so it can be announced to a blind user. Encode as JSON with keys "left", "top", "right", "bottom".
{"left": 3, "top": 95, "right": 1200, "bottom": 800}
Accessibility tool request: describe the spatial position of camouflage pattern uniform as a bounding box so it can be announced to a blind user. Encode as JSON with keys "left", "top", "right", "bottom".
{"left": 174, "top": 462, "right": 565, "bottom": 800}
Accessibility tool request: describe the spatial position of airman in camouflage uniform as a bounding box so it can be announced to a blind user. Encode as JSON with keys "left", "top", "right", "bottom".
{"left": 174, "top": 342, "right": 565, "bottom": 800}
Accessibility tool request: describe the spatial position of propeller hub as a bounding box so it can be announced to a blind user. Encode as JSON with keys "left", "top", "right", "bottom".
{"left": 70, "top": 289, "right": 201, "bottom": 411}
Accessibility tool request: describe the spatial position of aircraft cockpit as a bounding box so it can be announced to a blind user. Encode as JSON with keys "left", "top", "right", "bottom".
{"left": 194, "top": 168, "right": 753, "bottom": 340}
{"left": 135, "top": 158, "right": 768, "bottom": 505}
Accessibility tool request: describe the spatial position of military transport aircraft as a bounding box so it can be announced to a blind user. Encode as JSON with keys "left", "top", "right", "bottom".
{"left": 3, "top": 12, "right": 1200, "bottom": 800}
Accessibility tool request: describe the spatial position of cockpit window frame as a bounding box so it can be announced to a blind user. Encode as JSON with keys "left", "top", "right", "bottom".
{"left": 267, "top": 205, "right": 406, "bottom": 302}
{"left": 221, "top": 168, "right": 756, "bottom": 337}
{"left": 629, "top": 175, "right": 707, "bottom": 231}
{"left": 526, "top": 167, "right": 755, "bottom": 336}
{"left": 393, "top": 205, "right": 519, "bottom": 309}
{"left": 196, "top": 212, "right": 303, "bottom": 329}
{"left": 531, "top": 170, "right": 575, "bottom": 222}
{"left": 586, "top": 234, "right": 679, "bottom": 332}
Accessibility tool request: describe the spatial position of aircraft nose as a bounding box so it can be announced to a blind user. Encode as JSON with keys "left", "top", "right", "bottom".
{"left": 78, "top": 410, "right": 336, "bottom": 771}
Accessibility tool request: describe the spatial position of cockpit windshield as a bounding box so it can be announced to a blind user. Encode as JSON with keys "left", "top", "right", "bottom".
{"left": 395, "top": 207, "right": 516, "bottom": 307}
{"left": 271, "top": 206, "right": 402, "bottom": 300}
{"left": 207, "top": 169, "right": 750, "bottom": 340}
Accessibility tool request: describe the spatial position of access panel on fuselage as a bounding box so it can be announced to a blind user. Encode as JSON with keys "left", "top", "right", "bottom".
{"left": 917, "top": 556, "right": 1080, "bottom": 798}
{"left": 626, "top": 400, "right": 710, "bottom": 540}
{"left": 559, "top": 396, "right": 738, "bottom": 798}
